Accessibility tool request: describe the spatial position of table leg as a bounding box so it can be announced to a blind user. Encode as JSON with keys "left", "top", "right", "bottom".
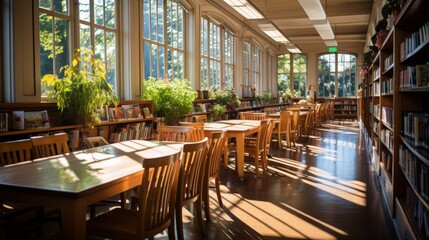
{"left": 235, "top": 133, "right": 245, "bottom": 178}
{"left": 60, "top": 198, "right": 87, "bottom": 240}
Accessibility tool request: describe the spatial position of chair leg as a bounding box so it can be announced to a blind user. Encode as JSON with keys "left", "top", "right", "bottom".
{"left": 277, "top": 133, "right": 282, "bottom": 149}
{"left": 176, "top": 205, "right": 184, "bottom": 240}
{"left": 196, "top": 198, "right": 206, "bottom": 237}
{"left": 168, "top": 220, "right": 176, "bottom": 240}
{"left": 203, "top": 182, "right": 211, "bottom": 222}
{"left": 215, "top": 177, "right": 223, "bottom": 208}
{"left": 120, "top": 192, "right": 126, "bottom": 208}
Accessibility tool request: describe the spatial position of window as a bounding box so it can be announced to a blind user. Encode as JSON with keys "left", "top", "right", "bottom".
{"left": 38, "top": 0, "right": 118, "bottom": 95}
{"left": 79, "top": 0, "right": 118, "bottom": 89}
{"left": 143, "top": 0, "right": 186, "bottom": 81}
{"left": 318, "top": 53, "right": 356, "bottom": 97}
{"left": 243, "top": 41, "right": 262, "bottom": 97}
{"left": 39, "top": 0, "right": 71, "bottom": 96}
{"left": 277, "top": 53, "right": 307, "bottom": 97}
{"left": 200, "top": 16, "right": 235, "bottom": 90}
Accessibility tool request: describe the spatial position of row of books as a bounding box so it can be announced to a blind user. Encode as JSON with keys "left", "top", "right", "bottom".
{"left": 11, "top": 110, "right": 50, "bottom": 130}
{"left": 405, "top": 186, "right": 429, "bottom": 238}
{"left": 98, "top": 104, "right": 153, "bottom": 122}
{"left": 373, "top": 81, "right": 380, "bottom": 96}
{"left": 400, "top": 20, "right": 429, "bottom": 59}
{"left": 381, "top": 149, "right": 392, "bottom": 174}
{"left": 0, "top": 113, "right": 8, "bottom": 132}
{"left": 381, "top": 78, "right": 393, "bottom": 94}
{"left": 381, "top": 128, "right": 393, "bottom": 152}
{"left": 373, "top": 67, "right": 380, "bottom": 81}
{"left": 384, "top": 54, "right": 393, "bottom": 71}
{"left": 108, "top": 122, "right": 153, "bottom": 143}
{"left": 400, "top": 144, "right": 429, "bottom": 202}
{"left": 399, "top": 64, "right": 429, "bottom": 88}
{"left": 374, "top": 104, "right": 380, "bottom": 119}
{"left": 381, "top": 106, "right": 393, "bottom": 128}
{"left": 402, "top": 112, "right": 429, "bottom": 149}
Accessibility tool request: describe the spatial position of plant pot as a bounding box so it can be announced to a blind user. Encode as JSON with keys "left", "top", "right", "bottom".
{"left": 202, "top": 90, "right": 209, "bottom": 99}
{"left": 376, "top": 30, "right": 389, "bottom": 49}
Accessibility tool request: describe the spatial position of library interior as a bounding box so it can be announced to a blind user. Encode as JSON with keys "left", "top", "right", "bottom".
{"left": 0, "top": 0, "right": 428, "bottom": 239}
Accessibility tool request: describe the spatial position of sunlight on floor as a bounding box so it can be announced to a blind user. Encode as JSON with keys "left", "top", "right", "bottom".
{"left": 220, "top": 189, "right": 347, "bottom": 239}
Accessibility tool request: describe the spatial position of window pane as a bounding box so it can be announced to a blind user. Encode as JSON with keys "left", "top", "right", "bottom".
{"left": 159, "top": 46, "right": 165, "bottom": 79}
{"left": 39, "top": 0, "right": 51, "bottom": 10}
{"left": 54, "top": 0, "right": 68, "bottom": 14}
{"left": 157, "top": 0, "right": 164, "bottom": 43}
{"left": 94, "top": 0, "right": 104, "bottom": 25}
{"left": 79, "top": 0, "right": 90, "bottom": 21}
{"left": 106, "top": 31, "right": 116, "bottom": 87}
{"left": 201, "top": 58, "right": 208, "bottom": 89}
{"left": 144, "top": 42, "right": 151, "bottom": 79}
{"left": 143, "top": 0, "right": 150, "bottom": 39}
{"left": 105, "top": 0, "right": 115, "bottom": 28}
{"left": 150, "top": 0, "right": 157, "bottom": 41}
{"left": 94, "top": 28, "right": 105, "bottom": 62}
{"left": 39, "top": 13, "right": 53, "bottom": 78}
{"left": 80, "top": 24, "right": 91, "bottom": 50}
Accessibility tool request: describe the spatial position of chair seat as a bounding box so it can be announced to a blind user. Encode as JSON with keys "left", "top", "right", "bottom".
{"left": 87, "top": 208, "right": 139, "bottom": 239}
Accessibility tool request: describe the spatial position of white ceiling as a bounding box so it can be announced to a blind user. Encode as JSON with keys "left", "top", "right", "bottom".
{"left": 209, "top": 0, "right": 375, "bottom": 53}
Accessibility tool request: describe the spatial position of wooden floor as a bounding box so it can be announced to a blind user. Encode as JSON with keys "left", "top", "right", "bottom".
{"left": 176, "top": 121, "right": 398, "bottom": 240}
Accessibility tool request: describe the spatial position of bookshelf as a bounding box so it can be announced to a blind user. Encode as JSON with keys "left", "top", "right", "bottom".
{"left": 362, "top": 0, "right": 429, "bottom": 239}
{"left": 333, "top": 97, "right": 358, "bottom": 119}
{"left": 0, "top": 100, "right": 155, "bottom": 149}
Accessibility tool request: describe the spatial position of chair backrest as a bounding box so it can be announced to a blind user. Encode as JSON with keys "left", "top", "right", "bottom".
{"left": 256, "top": 120, "right": 270, "bottom": 151}
{"left": 84, "top": 136, "right": 110, "bottom": 149}
{"left": 263, "top": 107, "right": 276, "bottom": 114}
{"left": 278, "top": 111, "right": 292, "bottom": 132}
{"left": 137, "top": 149, "right": 181, "bottom": 238}
{"left": 178, "top": 137, "right": 209, "bottom": 205}
{"left": 178, "top": 122, "right": 205, "bottom": 141}
{"left": 289, "top": 110, "right": 300, "bottom": 132}
{"left": 157, "top": 125, "right": 196, "bottom": 142}
{"left": 265, "top": 119, "right": 275, "bottom": 152}
{"left": 31, "top": 133, "right": 70, "bottom": 159}
{"left": 0, "top": 139, "right": 33, "bottom": 166}
{"left": 240, "top": 112, "right": 266, "bottom": 120}
{"left": 192, "top": 115, "right": 207, "bottom": 123}
{"left": 204, "top": 130, "right": 227, "bottom": 181}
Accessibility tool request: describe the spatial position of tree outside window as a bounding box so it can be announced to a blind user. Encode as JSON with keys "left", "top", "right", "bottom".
{"left": 277, "top": 53, "right": 307, "bottom": 97}
{"left": 318, "top": 53, "right": 356, "bottom": 97}
{"left": 200, "top": 16, "right": 235, "bottom": 90}
{"left": 143, "top": 0, "right": 185, "bottom": 81}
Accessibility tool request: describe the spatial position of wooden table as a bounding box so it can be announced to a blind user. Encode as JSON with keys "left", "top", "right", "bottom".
{"left": 204, "top": 119, "right": 260, "bottom": 178}
{"left": 0, "top": 140, "right": 182, "bottom": 240}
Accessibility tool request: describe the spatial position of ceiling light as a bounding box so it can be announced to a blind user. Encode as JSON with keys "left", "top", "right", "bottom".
{"left": 312, "top": 20, "right": 335, "bottom": 40}
{"left": 286, "top": 43, "right": 302, "bottom": 53}
{"left": 223, "top": 0, "right": 264, "bottom": 19}
{"left": 324, "top": 39, "right": 338, "bottom": 47}
{"left": 258, "top": 22, "right": 290, "bottom": 43}
{"left": 297, "top": 0, "right": 326, "bottom": 20}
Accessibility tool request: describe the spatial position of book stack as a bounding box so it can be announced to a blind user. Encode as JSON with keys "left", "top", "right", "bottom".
{"left": 103, "top": 104, "right": 149, "bottom": 122}
{"left": 399, "top": 64, "right": 429, "bottom": 88}
{"left": 381, "top": 106, "right": 393, "bottom": 128}
{"left": 0, "top": 113, "right": 8, "bottom": 132}
{"left": 401, "top": 20, "right": 429, "bottom": 59}
{"left": 109, "top": 122, "right": 153, "bottom": 143}
{"left": 402, "top": 112, "right": 429, "bottom": 149}
{"left": 381, "top": 78, "right": 393, "bottom": 94}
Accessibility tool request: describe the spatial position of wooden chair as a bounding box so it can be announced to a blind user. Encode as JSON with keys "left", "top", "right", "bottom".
{"left": 157, "top": 125, "right": 196, "bottom": 142}
{"left": 31, "top": 133, "right": 70, "bottom": 159}
{"left": 202, "top": 129, "right": 226, "bottom": 222}
{"left": 0, "top": 139, "right": 61, "bottom": 238}
{"left": 0, "top": 139, "right": 32, "bottom": 166}
{"left": 84, "top": 136, "right": 127, "bottom": 219}
{"left": 240, "top": 112, "right": 266, "bottom": 120}
{"left": 176, "top": 138, "right": 209, "bottom": 240}
{"left": 86, "top": 149, "right": 182, "bottom": 240}
{"left": 243, "top": 119, "right": 271, "bottom": 175}
{"left": 289, "top": 110, "right": 300, "bottom": 147}
{"left": 302, "top": 108, "right": 314, "bottom": 137}
{"left": 272, "top": 111, "right": 292, "bottom": 149}
{"left": 84, "top": 136, "right": 109, "bottom": 148}
{"left": 263, "top": 119, "right": 275, "bottom": 169}
{"left": 192, "top": 114, "right": 208, "bottom": 123}
{"left": 179, "top": 121, "right": 205, "bottom": 141}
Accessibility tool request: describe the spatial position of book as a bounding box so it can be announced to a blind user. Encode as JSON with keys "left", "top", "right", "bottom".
{"left": 416, "top": 64, "right": 429, "bottom": 87}
{"left": 0, "top": 113, "right": 8, "bottom": 132}
{"left": 24, "top": 110, "right": 50, "bottom": 129}
{"left": 114, "top": 107, "right": 125, "bottom": 120}
{"left": 143, "top": 107, "right": 153, "bottom": 118}
{"left": 134, "top": 105, "right": 143, "bottom": 118}
{"left": 12, "top": 111, "right": 25, "bottom": 130}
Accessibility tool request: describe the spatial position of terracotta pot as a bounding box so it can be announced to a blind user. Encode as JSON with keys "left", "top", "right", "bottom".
{"left": 376, "top": 30, "right": 389, "bottom": 49}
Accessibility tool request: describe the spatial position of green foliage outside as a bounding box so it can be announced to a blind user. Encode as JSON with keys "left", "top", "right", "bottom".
{"left": 210, "top": 88, "right": 241, "bottom": 109}
{"left": 42, "top": 48, "right": 118, "bottom": 124}
{"left": 142, "top": 77, "right": 197, "bottom": 125}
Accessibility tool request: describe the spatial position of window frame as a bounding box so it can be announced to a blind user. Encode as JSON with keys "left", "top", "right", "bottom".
{"left": 277, "top": 53, "right": 307, "bottom": 98}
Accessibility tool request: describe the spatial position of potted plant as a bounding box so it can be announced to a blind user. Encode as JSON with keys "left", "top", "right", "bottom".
{"left": 375, "top": 18, "right": 389, "bottom": 48}
{"left": 278, "top": 89, "right": 293, "bottom": 103}
{"left": 382, "top": 0, "right": 402, "bottom": 23}
{"left": 210, "top": 88, "right": 241, "bottom": 111}
{"left": 212, "top": 104, "right": 226, "bottom": 121}
{"left": 142, "top": 77, "right": 197, "bottom": 125}
{"left": 42, "top": 48, "right": 118, "bottom": 125}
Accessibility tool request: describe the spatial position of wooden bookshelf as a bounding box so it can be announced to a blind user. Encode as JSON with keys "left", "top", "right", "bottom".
{"left": 362, "top": 0, "right": 429, "bottom": 239}
{"left": 333, "top": 97, "right": 358, "bottom": 119}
